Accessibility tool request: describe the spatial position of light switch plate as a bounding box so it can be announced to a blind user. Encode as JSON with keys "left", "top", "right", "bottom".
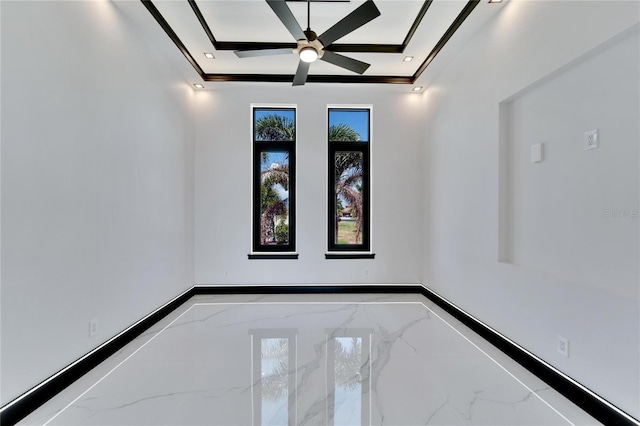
{"left": 531, "top": 143, "right": 543, "bottom": 163}
{"left": 585, "top": 129, "right": 599, "bottom": 150}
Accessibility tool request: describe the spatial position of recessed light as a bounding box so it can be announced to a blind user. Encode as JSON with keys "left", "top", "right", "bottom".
{"left": 204, "top": 52, "right": 215, "bottom": 59}
{"left": 412, "top": 86, "right": 423, "bottom": 92}
{"left": 403, "top": 56, "right": 414, "bottom": 62}
{"left": 194, "top": 83, "right": 205, "bottom": 89}
{"left": 488, "top": 0, "right": 503, "bottom": 3}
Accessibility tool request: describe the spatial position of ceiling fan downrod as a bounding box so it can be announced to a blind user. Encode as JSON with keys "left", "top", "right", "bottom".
{"left": 304, "top": 1, "right": 318, "bottom": 42}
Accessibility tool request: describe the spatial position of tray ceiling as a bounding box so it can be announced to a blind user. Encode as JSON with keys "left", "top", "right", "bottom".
{"left": 141, "top": 0, "right": 499, "bottom": 86}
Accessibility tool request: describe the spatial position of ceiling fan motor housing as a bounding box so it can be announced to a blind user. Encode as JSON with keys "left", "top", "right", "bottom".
{"left": 303, "top": 29, "right": 318, "bottom": 42}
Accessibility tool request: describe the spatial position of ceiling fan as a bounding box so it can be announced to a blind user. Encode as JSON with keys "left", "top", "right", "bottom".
{"left": 234, "top": 0, "right": 381, "bottom": 86}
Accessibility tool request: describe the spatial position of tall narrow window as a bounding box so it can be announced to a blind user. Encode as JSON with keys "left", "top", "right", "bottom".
{"left": 327, "top": 108, "right": 372, "bottom": 256}
{"left": 252, "top": 107, "right": 296, "bottom": 256}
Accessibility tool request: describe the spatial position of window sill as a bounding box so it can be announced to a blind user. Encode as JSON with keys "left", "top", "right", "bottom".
{"left": 248, "top": 253, "right": 299, "bottom": 260}
{"left": 325, "top": 253, "right": 375, "bottom": 260}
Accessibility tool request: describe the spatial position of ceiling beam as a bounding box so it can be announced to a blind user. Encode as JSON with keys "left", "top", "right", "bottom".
{"left": 412, "top": 0, "right": 480, "bottom": 81}
{"left": 202, "top": 73, "right": 413, "bottom": 84}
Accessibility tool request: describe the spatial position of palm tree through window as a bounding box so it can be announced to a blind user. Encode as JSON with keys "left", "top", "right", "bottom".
{"left": 328, "top": 108, "right": 371, "bottom": 253}
{"left": 252, "top": 107, "right": 296, "bottom": 253}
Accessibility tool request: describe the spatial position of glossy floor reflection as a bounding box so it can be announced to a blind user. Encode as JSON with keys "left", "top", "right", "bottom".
{"left": 20, "top": 293, "right": 599, "bottom": 425}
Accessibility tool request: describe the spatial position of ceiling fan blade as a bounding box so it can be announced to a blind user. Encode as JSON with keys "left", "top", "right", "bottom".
{"left": 266, "top": 0, "right": 306, "bottom": 41}
{"left": 235, "top": 48, "right": 294, "bottom": 58}
{"left": 320, "top": 50, "right": 370, "bottom": 74}
{"left": 292, "top": 61, "right": 310, "bottom": 86}
{"left": 318, "top": 0, "right": 381, "bottom": 47}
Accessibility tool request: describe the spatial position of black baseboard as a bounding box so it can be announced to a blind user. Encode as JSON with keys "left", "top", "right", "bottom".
{"left": 0, "top": 287, "right": 196, "bottom": 426}
{"left": 1, "top": 284, "right": 637, "bottom": 426}
{"left": 194, "top": 284, "right": 421, "bottom": 295}
{"left": 417, "top": 286, "right": 638, "bottom": 426}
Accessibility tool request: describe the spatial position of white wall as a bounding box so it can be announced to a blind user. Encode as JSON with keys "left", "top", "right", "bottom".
{"left": 422, "top": 0, "right": 639, "bottom": 418}
{"left": 507, "top": 32, "right": 638, "bottom": 294}
{"left": 1, "top": 1, "right": 195, "bottom": 404}
{"left": 194, "top": 87, "right": 423, "bottom": 285}
{"left": 2, "top": 0, "right": 637, "bottom": 418}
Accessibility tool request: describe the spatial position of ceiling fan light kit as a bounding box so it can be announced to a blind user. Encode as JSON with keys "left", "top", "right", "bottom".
{"left": 234, "top": 0, "right": 381, "bottom": 86}
{"left": 299, "top": 46, "right": 319, "bottom": 63}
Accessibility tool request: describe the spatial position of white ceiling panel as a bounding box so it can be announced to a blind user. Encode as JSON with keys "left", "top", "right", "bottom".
{"left": 195, "top": 0, "right": 424, "bottom": 44}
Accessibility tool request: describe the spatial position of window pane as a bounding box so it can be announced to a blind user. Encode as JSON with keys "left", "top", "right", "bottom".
{"left": 260, "top": 151, "right": 290, "bottom": 246}
{"left": 334, "top": 151, "right": 363, "bottom": 245}
{"left": 329, "top": 110, "right": 369, "bottom": 142}
{"left": 255, "top": 109, "right": 295, "bottom": 141}
{"left": 261, "top": 338, "right": 289, "bottom": 425}
{"left": 334, "top": 337, "right": 362, "bottom": 425}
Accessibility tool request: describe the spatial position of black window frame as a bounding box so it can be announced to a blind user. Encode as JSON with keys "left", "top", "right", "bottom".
{"left": 251, "top": 106, "right": 297, "bottom": 256}
{"left": 327, "top": 107, "right": 373, "bottom": 256}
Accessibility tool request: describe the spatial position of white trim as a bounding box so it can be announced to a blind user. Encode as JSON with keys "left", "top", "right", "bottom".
{"left": 193, "top": 302, "right": 425, "bottom": 306}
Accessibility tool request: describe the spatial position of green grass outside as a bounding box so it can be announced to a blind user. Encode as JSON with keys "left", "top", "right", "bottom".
{"left": 337, "top": 220, "right": 361, "bottom": 245}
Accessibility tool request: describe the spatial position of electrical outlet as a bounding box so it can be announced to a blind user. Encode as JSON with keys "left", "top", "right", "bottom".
{"left": 585, "top": 129, "right": 599, "bottom": 150}
{"left": 89, "top": 318, "right": 99, "bottom": 337}
{"left": 557, "top": 335, "right": 569, "bottom": 357}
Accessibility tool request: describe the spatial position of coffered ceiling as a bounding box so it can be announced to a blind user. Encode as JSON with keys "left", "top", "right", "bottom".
{"left": 139, "top": 0, "right": 505, "bottom": 87}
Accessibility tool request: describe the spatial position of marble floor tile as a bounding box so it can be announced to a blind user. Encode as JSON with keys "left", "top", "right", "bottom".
{"left": 19, "top": 293, "right": 599, "bottom": 425}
